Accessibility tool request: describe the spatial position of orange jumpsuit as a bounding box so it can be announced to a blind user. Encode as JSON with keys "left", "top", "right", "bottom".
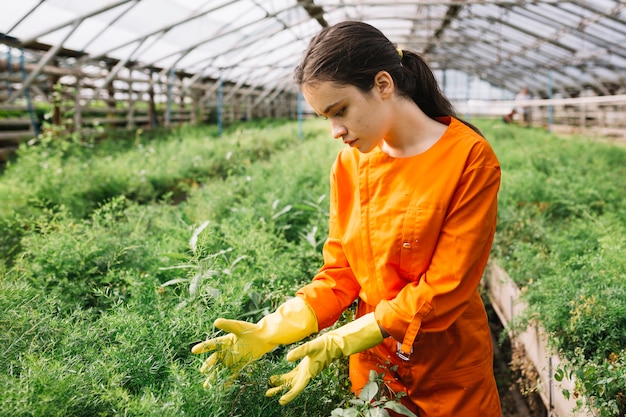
{"left": 297, "top": 117, "right": 502, "bottom": 416}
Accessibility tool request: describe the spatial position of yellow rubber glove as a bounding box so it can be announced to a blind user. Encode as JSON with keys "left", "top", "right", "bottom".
{"left": 266, "top": 312, "right": 384, "bottom": 405}
{"left": 191, "top": 297, "right": 318, "bottom": 387}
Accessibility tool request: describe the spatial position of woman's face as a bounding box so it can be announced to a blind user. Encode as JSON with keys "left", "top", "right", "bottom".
{"left": 302, "top": 78, "right": 392, "bottom": 153}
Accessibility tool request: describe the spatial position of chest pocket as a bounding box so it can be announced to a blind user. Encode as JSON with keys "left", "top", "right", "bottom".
{"left": 398, "top": 204, "right": 447, "bottom": 280}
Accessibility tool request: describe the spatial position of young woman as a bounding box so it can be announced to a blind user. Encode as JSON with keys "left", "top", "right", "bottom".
{"left": 192, "top": 21, "right": 502, "bottom": 416}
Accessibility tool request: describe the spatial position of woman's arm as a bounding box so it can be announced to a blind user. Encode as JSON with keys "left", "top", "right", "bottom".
{"left": 296, "top": 163, "right": 361, "bottom": 330}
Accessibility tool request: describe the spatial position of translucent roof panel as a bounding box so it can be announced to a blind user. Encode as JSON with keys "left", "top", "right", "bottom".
{"left": 1, "top": 0, "right": 625, "bottom": 99}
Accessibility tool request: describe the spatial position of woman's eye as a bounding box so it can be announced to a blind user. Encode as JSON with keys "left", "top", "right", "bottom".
{"left": 319, "top": 107, "right": 345, "bottom": 120}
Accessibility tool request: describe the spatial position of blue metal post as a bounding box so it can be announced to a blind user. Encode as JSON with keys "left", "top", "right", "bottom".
{"left": 166, "top": 67, "right": 174, "bottom": 126}
{"left": 297, "top": 91, "right": 303, "bottom": 140}
{"left": 5, "top": 48, "right": 11, "bottom": 92}
{"left": 217, "top": 77, "right": 223, "bottom": 136}
{"left": 547, "top": 70, "right": 553, "bottom": 132}
{"left": 20, "top": 47, "right": 39, "bottom": 136}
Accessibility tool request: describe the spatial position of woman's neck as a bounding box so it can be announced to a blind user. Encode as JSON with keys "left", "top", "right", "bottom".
{"left": 380, "top": 100, "right": 448, "bottom": 158}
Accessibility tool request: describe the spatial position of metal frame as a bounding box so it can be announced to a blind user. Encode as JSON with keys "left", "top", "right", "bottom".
{"left": 1, "top": 0, "right": 624, "bottom": 111}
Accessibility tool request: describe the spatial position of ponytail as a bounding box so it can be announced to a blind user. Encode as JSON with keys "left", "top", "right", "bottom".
{"left": 397, "top": 50, "right": 483, "bottom": 136}
{"left": 397, "top": 50, "right": 454, "bottom": 119}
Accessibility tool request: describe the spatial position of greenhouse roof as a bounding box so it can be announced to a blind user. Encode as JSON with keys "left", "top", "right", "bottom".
{"left": 1, "top": 0, "right": 625, "bottom": 99}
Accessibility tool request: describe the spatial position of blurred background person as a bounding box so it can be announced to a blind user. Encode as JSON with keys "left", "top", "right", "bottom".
{"left": 515, "top": 87, "right": 532, "bottom": 127}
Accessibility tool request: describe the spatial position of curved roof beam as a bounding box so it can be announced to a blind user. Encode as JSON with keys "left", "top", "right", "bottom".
{"left": 423, "top": 3, "right": 462, "bottom": 54}
{"left": 79, "top": 0, "right": 240, "bottom": 63}
{"left": 179, "top": 18, "right": 316, "bottom": 95}
{"left": 456, "top": 21, "right": 580, "bottom": 79}
{"left": 192, "top": 30, "right": 310, "bottom": 99}
{"left": 487, "top": 13, "right": 576, "bottom": 54}
{"left": 6, "top": 0, "right": 46, "bottom": 35}
{"left": 464, "top": 42, "right": 579, "bottom": 96}
{"left": 511, "top": 4, "right": 625, "bottom": 93}
{"left": 517, "top": 4, "right": 626, "bottom": 60}
{"left": 139, "top": 4, "right": 300, "bottom": 70}
{"left": 1, "top": 0, "right": 623, "bottom": 112}
{"left": 21, "top": 0, "right": 134, "bottom": 45}
{"left": 570, "top": 0, "right": 626, "bottom": 32}
{"left": 79, "top": 0, "right": 142, "bottom": 52}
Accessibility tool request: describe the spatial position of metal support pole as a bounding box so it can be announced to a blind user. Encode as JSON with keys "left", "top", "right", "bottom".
{"left": 442, "top": 69, "right": 447, "bottom": 98}
{"left": 547, "top": 70, "right": 553, "bottom": 132}
{"left": 166, "top": 68, "right": 174, "bottom": 126}
{"left": 297, "top": 92, "right": 303, "bottom": 140}
{"left": 465, "top": 72, "right": 471, "bottom": 121}
{"left": 20, "top": 47, "right": 39, "bottom": 136}
{"left": 217, "top": 77, "right": 223, "bottom": 136}
{"left": 5, "top": 48, "right": 11, "bottom": 92}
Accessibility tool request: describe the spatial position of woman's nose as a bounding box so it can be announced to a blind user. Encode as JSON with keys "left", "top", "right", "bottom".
{"left": 330, "top": 121, "right": 347, "bottom": 139}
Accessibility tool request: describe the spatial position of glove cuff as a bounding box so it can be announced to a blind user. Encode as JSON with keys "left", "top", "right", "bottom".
{"left": 259, "top": 297, "right": 319, "bottom": 347}
{"left": 334, "top": 312, "right": 384, "bottom": 356}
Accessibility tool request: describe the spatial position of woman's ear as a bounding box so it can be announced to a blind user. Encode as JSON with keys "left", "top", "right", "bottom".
{"left": 373, "top": 71, "right": 394, "bottom": 98}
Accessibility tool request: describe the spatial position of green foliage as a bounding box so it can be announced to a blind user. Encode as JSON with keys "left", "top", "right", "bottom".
{"left": 0, "top": 275, "right": 220, "bottom": 417}
{"left": 9, "top": 196, "right": 187, "bottom": 310}
{"left": 1, "top": 119, "right": 298, "bottom": 219}
{"left": 331, "top": 370, "right": 417, "bottom": 417}
{"left": 2, "top": 117, "right": 625, "bottom": 416}
{"left": 0, "top": 118, "right": 308, "bottom": 274}
{"left": 0, "top": 117, "right": 343, "bottom": 416}
{"left": 481, "top": 119, "right": 626, "bottom": 416}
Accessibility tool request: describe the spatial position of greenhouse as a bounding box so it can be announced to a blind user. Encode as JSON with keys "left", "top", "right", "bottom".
{"left": 1, "top": 1, "right": 625, "bottom": 417}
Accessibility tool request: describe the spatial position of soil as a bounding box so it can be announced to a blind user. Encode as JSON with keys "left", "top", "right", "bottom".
{"left": 486, "top": 299, "right": 548, "bottom": 417}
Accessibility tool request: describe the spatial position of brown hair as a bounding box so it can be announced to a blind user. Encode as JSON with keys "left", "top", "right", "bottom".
{"left": 295, "top": 21, "right": 481, "bottom": 134}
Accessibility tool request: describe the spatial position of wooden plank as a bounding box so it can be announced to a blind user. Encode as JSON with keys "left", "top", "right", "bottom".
{"left": 0, "top": 130, "right": 35, "bottom": 145}
{"left": 0, "top": 105, "right": 29, "bottom": 112}
{"left": 79, "top": 107, "right": 129, "bottom": 114}
{"left": 81, "top": 117, "right": 128, "bottom": 125}
{"left": 0, "top": 118, "right": 33, "bottom": 127}
{"left": 169, "top": 115, "right": 191, "bottom": 121}
{"left": 0, "top": 74, "right": 25, "bottom": 83}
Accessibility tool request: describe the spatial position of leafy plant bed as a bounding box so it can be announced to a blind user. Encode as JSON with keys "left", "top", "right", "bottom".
{"left": 485, "top": 292, "right": 547, "bottom": 417}
{"left": 0, "top": 118, "right": 315, "bottom": 265}
{"left": 482, "top": 120, "right": 626, "bottom": 417}
{"left": 1, "top": 118, "right": 348, "bottom": 416}
{"left": 485, "top": 263, "right": 593, "bottom": 417}
{"left": 0, "top": 118, "right": 624, "bottom": 416}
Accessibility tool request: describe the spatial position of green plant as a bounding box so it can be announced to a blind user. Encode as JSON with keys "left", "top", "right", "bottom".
{"left": 9, "top": 196, "right": 188, "bottom": 310}
{"left": 159, "top": 220, "right": 253, "bottom": 312}
{"left": 330, "top": 370, "right": 417, "bottom": 417}
{"left": 3, "top": 117, "right": 624, "bottom": 416}
{"left": 484, "top": 119, "right": 626, "bottom": 416}
{"left": 555, "top": 348, "right": 626, "bottom": 417}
